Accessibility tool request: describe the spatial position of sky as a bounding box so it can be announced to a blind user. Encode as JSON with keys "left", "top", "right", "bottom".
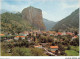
{"left": 1, "top": 0, "right": 79, "bottom": 22}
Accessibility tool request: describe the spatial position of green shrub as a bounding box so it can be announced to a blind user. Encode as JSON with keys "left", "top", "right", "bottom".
{"left": 12, "top": 47, "right": 33, "bottom": 56}
{"left": 30, "top": 48, "right": 46, "bottom": 56}
{"left": 65, "top": 50, "right": 79, "bottom": 56}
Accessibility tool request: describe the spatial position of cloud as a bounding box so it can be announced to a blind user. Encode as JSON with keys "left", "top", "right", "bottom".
{"left": 2, "top": 2, "right": 21, "bottom": 12}
{"left": 1, "top": 0, "right": 79, "bottom": 22}
{"left": 1, "top": 0, "right": 34, "bottom": 12}
{"left": 1, "top": 0, "right": 53, "bottom": 12}
{"left": 2, "top": 0, "right": 54, "bottom": 2}
{"left": 61, "top": 3, "right": 79, "bottom": 9}
{"left": 42, "top": 10, "right": 56, "bottom": 21}
{"left": 42, "top": 10, "right": 48, "bottom": 16}
{"left": 60, "top": 0, "right": 79, "bottom": 9}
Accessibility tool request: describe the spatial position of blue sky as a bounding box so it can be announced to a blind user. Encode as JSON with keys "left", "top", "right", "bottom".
{"left": 1, "top": 0, "right": 79, "bottom": 22}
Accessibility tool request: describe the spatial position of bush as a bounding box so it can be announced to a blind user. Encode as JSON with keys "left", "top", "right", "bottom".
{"left": 48, "top": 36, "right": 53, "bottom": 42}
{"left": 58, "top": 44, "right": 65, "bottom": 51}
{"left": 39, "top": 35, "right": 47, "bottom": 43}
{"left": 30, "top": 48, "right": 46, "bottom": 56}
{"left": 60, "top": 51, "right": 65, "bottom": 55}
{"left": 52, "top": 42, "right": 55, "bottom": 46}
{"left": 12, "top": 47, "right": 33, "bottom": 56}
{"left": 65, "top": 50, "right": 79, "bottom": 56}
{"left": 70, "top": 37, "right": 79, "bottom": 46}
{"left": 67, "top": 45, "right": 71, "bottom": 50}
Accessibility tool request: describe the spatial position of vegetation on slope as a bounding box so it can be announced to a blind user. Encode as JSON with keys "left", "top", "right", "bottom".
{"left": 52, "top": 9, "right": 79, "bottom": 32}
{"left": 1, "top": 12, "right": 35, "bottom": 34}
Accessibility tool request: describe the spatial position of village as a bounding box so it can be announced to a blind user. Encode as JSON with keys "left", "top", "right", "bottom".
{"left": 0, "top": 30, "right": 79, "bottom": 56}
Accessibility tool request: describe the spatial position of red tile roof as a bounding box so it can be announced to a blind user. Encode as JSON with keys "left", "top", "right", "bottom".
{"left": 0, "top": 34, "right": 5, "bottom": 36}
{"left": 16, "top": 36, "right": 19, "bottom": 37}
{"left": 20, "top": 36, "right": 25, "bottom": 37}
{"left": 15, "top": 36, "right": 25, "bottom": 37}
{"left": 58, "top": 32, "right": 62, "bottom": 35}
{"left": 34, "top": 45, "right": 42, "bottom": 47}
{"left": 51, "top": 51, "right": 55, "bottom": 52}
{"left": 50, "top": 46, "right": 58, "bottom": 48}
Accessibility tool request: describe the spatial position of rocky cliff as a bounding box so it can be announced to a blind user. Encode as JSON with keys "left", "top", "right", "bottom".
{"left": 22, "top": 6, "right": 46, "bottom": 30}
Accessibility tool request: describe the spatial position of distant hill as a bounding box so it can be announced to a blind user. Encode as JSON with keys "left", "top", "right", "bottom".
{"left": 1, "top": 12, "right": 34, "bottom": 34}
{"left": 52, "top": 8, "right": 79, "bottom": 32}
{"left": 0, "top": 9, "right": 7, "bottom": 14}
{"left": 43, "top": 19, "right": 57, "bottom": 30}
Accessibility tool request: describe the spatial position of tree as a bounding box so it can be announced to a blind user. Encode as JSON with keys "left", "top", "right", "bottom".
{"left": 48, "top": 36, "right": 53, "bottom": 42}
{"left": 55, "top": 50, "right": 58, "bottom": 55}
{"left": 12, "top": 47, "right": 33, "bottom": 56}
{"left": 58, "top": 44, "right": 65, "bottom": 51}
{"left": 30, "top": 48, "right": 46, "bottom": 56}
{"left": 39, "top": 35, "right": 47, "bottom": 43}
{"left": 67, "top": 45, "right": 71, "bottom": 50}
{"left": 74, "top": 31, "right": 78, "bottom": 35}
{"left": 70, "top": 37, "right": 79, "bottom": 46}
{"left": 52, "top": 42, "right": 55, "bottom": 46}
{"left": 60, "top": 51, "right": 65, "bottom": 55}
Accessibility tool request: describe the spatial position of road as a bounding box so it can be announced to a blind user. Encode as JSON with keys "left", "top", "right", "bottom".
{"left": 42, "top": 47, "right": 56, "bottom": 56}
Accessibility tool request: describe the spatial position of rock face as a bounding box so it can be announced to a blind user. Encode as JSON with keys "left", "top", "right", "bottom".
{"left": 22, "top": 6, "right": 46, "bottom": 30}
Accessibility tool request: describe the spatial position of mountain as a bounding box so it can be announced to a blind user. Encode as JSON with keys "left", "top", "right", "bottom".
{"left": 43, "top": 19, "right": 57, "bottom": 30}
{"left": 0, "top": 9, "right": 7, "bottom": 14}
{"left": 0, "top": 9, "right": 16, "bottom": 14}
{"left": 22, "top": 6, "right": 46, "bottom": 30}
{"left": 1, "top": 12, "right": 34, "bottom": 34}
{"left": 52, "top": 8, "right": 79, "bottom": 32}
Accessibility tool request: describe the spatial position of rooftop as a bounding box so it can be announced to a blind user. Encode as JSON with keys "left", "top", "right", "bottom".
{"left": 50, "top": 46, "right": 58, "bottom": 48}
{"left": 0, "top": 34, "right": 5, "bottom": 36}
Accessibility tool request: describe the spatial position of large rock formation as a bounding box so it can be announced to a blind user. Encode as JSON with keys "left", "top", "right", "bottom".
{"left": 22, "top": 6, "right": 46, "bottom": 30}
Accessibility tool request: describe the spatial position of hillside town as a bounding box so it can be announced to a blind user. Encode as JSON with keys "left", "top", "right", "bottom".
{"left": 1, "top": 30, "right": 79, "bottom": 56}
{"left": 1, "top": 0, "right": 79, "bottom": 56}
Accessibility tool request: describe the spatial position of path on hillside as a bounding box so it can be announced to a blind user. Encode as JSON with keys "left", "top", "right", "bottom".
{"left": 42, "top": 47, "right": 56, "bottom": 56}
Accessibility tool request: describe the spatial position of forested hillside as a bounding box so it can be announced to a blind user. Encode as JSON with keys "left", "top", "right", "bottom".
{"left": 43, "top": 18, "right": 56, "bottom": 30}
{"left": 52, "top": 9, "right": 79, "bottom": 32}
{"left": 1, "top": 12, "right": 34, "bottom": 34}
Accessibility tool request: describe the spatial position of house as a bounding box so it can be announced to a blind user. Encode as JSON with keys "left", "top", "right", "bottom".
{"left": 20, "top": 36, "right": 25, "bottom": 40}
{"left": 14, "top": 36, "right": 19, "bottom": 40}
{"left": 6, "top": 39, "right": 13, "bottom": 42}
{"left": 33, "top": 33, "right": 37, "bottom": 36}
{"left": 47, "top": 31, "right": 54, "bottom": 36}
{"left": 49, "top": 46, "right": 58, "bottom": 53}
{"left": 54, "top": 33, "right": 58, "bottom": 36}
{"left": 62, "top": 32, "right": 66, "bottom": 35}
{"left": 40, "top": 43, "right": 48, "bottom": 47}
{"left": 23, "top": 31, "right": 29, "bottom": 36}
{"left": 34, "top": 45, "right": 42, "bottom": 48}
{"left": 19, "top": 33, "right": 23, "bottom": 36}
{"left": 23, "top": 33, "right": 28, "bottom": 36}
{"left": 66, "top": 32, "right": 73, "bottom": 36}
{"left": 14, "top": 36, "right": 25, "bottom": 40}
{"left": 54, "top": 38, "right": 58, "bottom": 42}
{"left": 72, "top": 35, "right": 78, "bottom": 40}
{"left": 57, "top": 32, "right": 62, "bottom": 35}
{"left": 0, "top": 34, "right": 5, "bottom": 36}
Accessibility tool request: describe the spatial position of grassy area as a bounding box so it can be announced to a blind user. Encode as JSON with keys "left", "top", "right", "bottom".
{"left": 1, "top": 51, "right": 12, "bottom": 56}
{"left": 65, "top": 50, "right": 79, "bottom": 56}
{"left": 1, "top": 46, "right": 47, "bottom": 56}
{"left": 1, "top": 35, "right": 17, "bottom": 38}
{"left": 64, "top": 46, "right": 67, "bottom": 50}
{"left": 71, "top": 46, "right": 79, "bottom": 52}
